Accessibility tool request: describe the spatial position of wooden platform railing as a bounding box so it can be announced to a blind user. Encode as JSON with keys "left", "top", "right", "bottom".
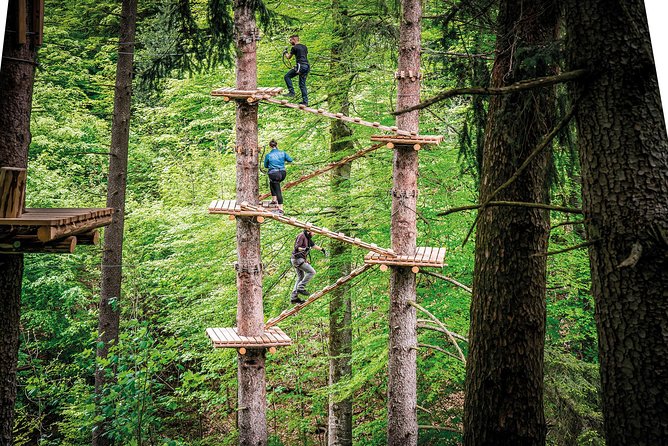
{"left": 261, "top": 97, "right": 416, "bottom": 137}
{"left": 259, "top": 143, "right": 385, "bottom": 200}
{"left": 265, "top": 263, "right": 375, "bottom": 329}
{"left": 238, "top": 202, "right": 395, "bottom": 256}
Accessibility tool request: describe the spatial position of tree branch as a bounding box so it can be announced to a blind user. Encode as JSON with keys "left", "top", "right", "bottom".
{"left": 532, "top": 240, "right": 596, "bottom": 257}
{"left": 418, "top": 424, "right": 462, "bottom": 433}
{"left": 393, "top": 69, "right": 588, "bottom": 115}
{"left": 550, "top": 219, "right": 585, "bottom": 230}
{"left": 417, "top": 343, "right": 463, "bottom": 361}
{"left": 409, "top": 301, "right": 466, "bottom": 364}
{"left": 417, "top": 321, "right": 469, "bottom": 342}
{"left": 419, "top": 270, "right": 472, "bottom": 294}
{"left": 438, "top": 201, "right": 583, "bottom": 217}
{"left": 617, "top": 241, "right": 643, "bottom": 268}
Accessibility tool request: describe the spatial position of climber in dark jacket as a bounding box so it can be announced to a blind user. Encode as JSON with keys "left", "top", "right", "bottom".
{"left": 290, "top": 229, "right": 326, "bottom": 304}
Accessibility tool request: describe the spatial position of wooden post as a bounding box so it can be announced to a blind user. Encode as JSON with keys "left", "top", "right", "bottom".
{"left": 233, "top": 1, "right": 267, "bottom": 445}
{"left": 0, "top": 167, "right": 26, "bottom": 218}
{"left": 0, "top": 235, "right": 76, "bottom": 254}
{"left": 388, "top": 0, "right": 421, "bottom": 444}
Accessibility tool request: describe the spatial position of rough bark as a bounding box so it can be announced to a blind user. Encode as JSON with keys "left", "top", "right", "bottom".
{"left": 463, "top": 1, "right": 557, "bottom": 445}
{"left": 327, "top": 2, "right": 354, "bottom": 443}
{"left": 94, "top": 0, "right": 137, "bottom": 444}
{"left": 0, "top": 1, "right": 36, "bottom": 442}
{"left": 233, "top": 1, "right": 266, "bottom": 444}
{"left": 387, "top": 0, "right": 420, "bottom": 444}
{"left": 563, "top": 1, "right": 668, "bottom": 444}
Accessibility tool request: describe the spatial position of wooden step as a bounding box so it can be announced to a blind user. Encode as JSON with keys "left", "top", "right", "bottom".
{"left": 208, "top": 199, "right": 278, "bottom": 216}
{"left": 206, "top": 326, "right": 292, "bottom": 350}
{"left": 0, "top": 208, "right": 114, "bottom": 244}
{"left": 370, "top": 134, "right": 444, "bottom": 150}
{"left": 211, "top": 86, "right": 283, "bottom": 101}
{"left": 264, "top": 263, "right": 374, "bottom": 329}
{"left": 364, "top": 246, "right": 446, "bottom": 270}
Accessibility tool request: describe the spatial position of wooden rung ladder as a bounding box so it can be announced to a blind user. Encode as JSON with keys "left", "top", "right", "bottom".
{"left": 258, "top": 143, "right": 385, "bottom": 200}
{"left": 238, "top": 202, "right": 395, "bottom": 257}
{"left": 265, "top": 263, "right": 375, "bottom": 329}
{"left": 261, "top": 97, "right": 416, "bottom": 137}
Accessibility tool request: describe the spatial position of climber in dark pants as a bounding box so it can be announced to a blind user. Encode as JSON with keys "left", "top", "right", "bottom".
{"left": 283, "top": 34, "right": 310, "bottom": 105}
{"left": 290, "top": 229, "right": 326, "bottom": 304}
{"left": 263, "top": 139, "right": 293, "bottom": 214}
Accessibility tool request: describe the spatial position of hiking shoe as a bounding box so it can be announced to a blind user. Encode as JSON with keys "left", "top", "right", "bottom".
{"left": 297, "top": 288, "right": 310, "bottom": 296}
{"left": 269, "top": 200, "right": 278, "bottom": 205}
{"left": 299, "top": 101, "right": 308, "bottom": 106}
{"left": 291, "top": 297, "right": 306, "bottom": 304}
{"left": 283, "top": 92, "right": 295, "bottom": 98}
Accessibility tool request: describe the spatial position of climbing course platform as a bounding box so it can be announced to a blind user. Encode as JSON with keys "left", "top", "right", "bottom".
{"left": 210, "top": 87, "right": 283, "bottom": 101}
{"left": 209, "top": 200, "right": 395, "bottom": 256}
{"left": 365, "top": 246, "right": 447, "bottom": 271}
{"left": 209, "top": 199, "right": 278, "bottom": 217}
{"left": 265, "top": 263, "right": 375, "bottom": 329}
{"left": 206, "top": 326, "right": 292, "bottom": 353}
{"left": 370, "top": 134, "right": 444, "bottom": 150}
{"left": 0, "top": 167, "right": 113, "bottom": 252}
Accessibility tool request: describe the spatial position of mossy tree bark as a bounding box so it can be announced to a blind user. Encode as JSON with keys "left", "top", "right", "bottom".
{"left": 327, "top": 1, "right": 354, "bottom": 444}
{"left": 388, "top": 0, "right": 421, "bottom": 444}
{"left": 563, "top": 1, "right": 668, "bottom": 444}
{"left": 233, "top": 1, "right": 266, "bottom": 445}
{"left": 0, "top": 0, "right": 37, "bottom": 442}
{"left": 463, "top": 1, "right": 557, "bottom": 445}
{"left": 94, "top": 0, "right": 137, "bottom": 444}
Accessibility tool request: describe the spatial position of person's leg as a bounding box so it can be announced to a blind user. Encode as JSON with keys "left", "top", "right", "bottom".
{"left": 269, "top": 177, "right": 280, "bottom": 204}
{"left": 291, "top": 258, "right": 304, "bottom": 297}
{"left": 276, "top": 170, "right": 286, "bottom": 209}
{"left": 284, "top": 68, "right": 297, "bottom": 95}
{"left": 297, "top": 262, "right": 316, "bottom": 294}
{"left": 298, "top": 71, "right": 308, "bottom": 105}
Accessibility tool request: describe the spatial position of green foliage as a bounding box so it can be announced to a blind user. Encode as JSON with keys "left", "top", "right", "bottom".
{"left": 15, "top": 0, "right": 601, "bottom": 444}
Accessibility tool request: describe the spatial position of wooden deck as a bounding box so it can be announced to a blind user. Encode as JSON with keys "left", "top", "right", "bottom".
{"left": 370, "top": 134, "right": 444, "bottom": 150}
{"left": 206, "top": 326, "right": 292, "bottom": 348}
{"left": 209, "top": 200, "right": 395, "bottom": 256}
{"left": 0, "top": 208, "right": 114, "bottom": 242}
{"left": 210, "top": 87, "right": 283, "bottom": 101}
{"left": 365, "top": 246, "right": 446, "bottom": 268}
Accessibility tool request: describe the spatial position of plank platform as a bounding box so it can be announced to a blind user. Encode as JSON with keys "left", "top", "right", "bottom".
{"left": 211, "top": 87, "right": 283, "bottom": 101}
{"left": 370, "top": 134, "right": 444, "bottom": 150}
{"left": 209, "top": 199, "right": 278, "bottom": 216}
{"left": 0, "top": 208, "right": 114, "bottom": 242}
{"left": 210, "top": 200, "right": 395, "bottom": 257}
{"left": 265, "top": 263, "right": 375, "bottom": 329}
{"left": 364, "top": 246, "right": 446, "bottom": 268}
{"left": 262, "top": 97, "right": 416, "bottom": 137}
{"left": 206, "top": 326, "right": 292, "bottom": 348}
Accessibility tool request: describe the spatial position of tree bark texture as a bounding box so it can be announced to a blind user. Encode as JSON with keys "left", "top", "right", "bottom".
{"left": 463, "top": 1, "right": 557, "bottom": 445}
{"left": 233, "top": 1, "right": 266, "bottom": 444}
{"left": 0, "top": 1, "right": 36, "bottom": 442}
{"left": 327, "top": 3, "right": 354, "bottom": 443}
{"left": 94, "top": 0, "right": 137, "bottom": 444}
{"left": 388, "top": 0, "right": 420, "bottom": 444}
{"left": 563, "top": 1, "right": 668, "bottom": 444}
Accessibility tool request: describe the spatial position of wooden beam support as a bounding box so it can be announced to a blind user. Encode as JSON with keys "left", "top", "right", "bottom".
{"left": 0, "top": 235, "right": 77, "bottom": 254}
{"left": 17, "top": 0, "right": 27, "bottom": 44}
{"left": 36, "top": 214, "right": 113, "bottom": 242}
{"left": 0, "top": 167, "right": 27, "bottom": 218}
{"left": 76, "top": 230, "right": 100, "bottom": 245}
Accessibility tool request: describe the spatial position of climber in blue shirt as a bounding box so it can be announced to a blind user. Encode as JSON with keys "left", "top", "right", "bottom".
{"left": 263, "top": 139, "right": 293, "bottom": 214}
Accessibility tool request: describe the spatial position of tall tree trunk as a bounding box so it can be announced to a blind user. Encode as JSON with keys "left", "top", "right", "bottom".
{"left": 0, "top": 1, "right": 37, "bottom": 442}
{"left": 563, "top": 2, "right": 668, "bottom": 444}
{"left": 388, "top": 0, "right": 420, "bottom": 444}
{"left": 94, "top": 0, "right": 137, "bottom": 444}
{"left": 463, "top": 1, "right": 557, "bottom": 445}
{"left": 233, "top": 1, "right": 266, "bottom": 445}
{"left": 327, "top": 2, "right": 354, "bottom": 444}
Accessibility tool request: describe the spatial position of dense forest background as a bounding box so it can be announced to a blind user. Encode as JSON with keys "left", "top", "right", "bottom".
{"left": 13, "top": 0, "right": 604, "bottom": 444}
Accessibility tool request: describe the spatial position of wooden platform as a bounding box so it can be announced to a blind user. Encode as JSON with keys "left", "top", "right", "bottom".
{"left": 370, "top": 134, "right": 444, "bottom": 150}
{"left": 365, "top": 246, "right": 446, "bottom": 269}
{"left": 209, "top": 199, "right": 278, "bottom": 216}
{"left": 211, "top": 87, "right": 283, "bottom": 101}
{"left": 0, "top": 208, "right": 114, "bottom": 242}
{"left": 206, "top": 326, "right": 292, "bottom": 348}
